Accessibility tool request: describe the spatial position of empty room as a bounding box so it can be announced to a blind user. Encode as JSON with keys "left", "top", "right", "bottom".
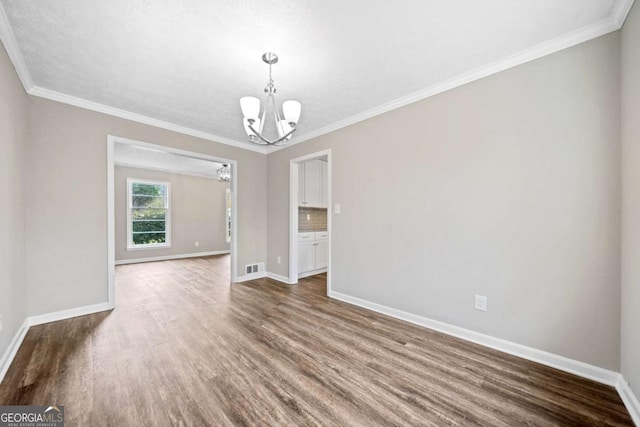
{"left": 0, "top": 0, "right": 639, "bottom": 425}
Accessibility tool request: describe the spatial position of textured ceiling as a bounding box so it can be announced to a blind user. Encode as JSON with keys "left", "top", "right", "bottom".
{"left": 0, "top": 0, "right": 629, "bottom": 149}
{"left": 114, "top": 142, "right": 226, "bottom": 180}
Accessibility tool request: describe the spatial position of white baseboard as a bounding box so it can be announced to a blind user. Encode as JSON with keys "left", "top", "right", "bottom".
{"left": 265, "top": 269, "right": 327, "bottom": 284}
{"left": 1, "top": 302, "right": 113, "bottom": 384}
{"left": 0, "top": 319, "right": 29, "bottom": 384}
{"left": 115, "top": 250, "right": 230, "bottom": 265}
{"left": 298, "top": 268, "right": 327, "bottom": 279}
{"left": 617, "top": 375, "right": 640, "bottom": 426}
{"left": 328, "top": 290, "right": 620, "bottom": 387}
{"left": 266, "top": 272, "right": 296, "bottom": 285}
{"left": 234, "top": 271, "right": 267, "bottom": 283}
{"left": 28, "top": 302, "right": 112, "bottom": 326}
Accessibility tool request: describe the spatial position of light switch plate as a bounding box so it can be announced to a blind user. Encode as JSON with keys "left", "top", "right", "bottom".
{"left": 334, "top": 204, "right": 341, "bottom": 214}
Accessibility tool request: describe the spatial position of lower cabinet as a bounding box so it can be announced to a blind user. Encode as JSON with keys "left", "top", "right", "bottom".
{"left": 298, "top": 242, "right": 316, "bottom": 273}
{"left": 298, "top": 231, "right": 328, "bottom": 275}
{"left": 315, "top": 241, "right": 328, "bottom": 269}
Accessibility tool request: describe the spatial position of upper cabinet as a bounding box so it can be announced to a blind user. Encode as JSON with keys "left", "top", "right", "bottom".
{"left": 299, "top": 159, "right": 327, "bottom": 208}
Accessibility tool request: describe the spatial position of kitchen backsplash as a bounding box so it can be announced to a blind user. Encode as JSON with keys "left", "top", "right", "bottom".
{"left": 298, "top": 207, "right": 327, "bottom": 232}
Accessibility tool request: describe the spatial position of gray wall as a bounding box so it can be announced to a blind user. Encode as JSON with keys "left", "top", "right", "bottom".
{"left": 267, "top": 33, "right": 622, "bottom": 370}
{"left": 114, "top": 166, "right": 230, "bottom": 262}
{"left": 1, "top": 15, "right": 634, "bottom": 387}
{"left": 621, "top": 3, "right": 640, "bottom": 398}
{"left": 0, "top": 43, "right": 27, "bottom": 361}
{"left": 25, "top": 98, "right": 266, "bottom": 317}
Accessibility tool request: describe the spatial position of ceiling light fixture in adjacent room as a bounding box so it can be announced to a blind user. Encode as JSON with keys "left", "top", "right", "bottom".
{"left": 240, "top": 52, "right": 301, "bottom": 146}
{"left": 217, "top": 164, "right": 231, "bottom": 182}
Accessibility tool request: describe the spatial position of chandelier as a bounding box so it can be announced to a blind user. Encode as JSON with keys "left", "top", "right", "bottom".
{"left": 240, "top": 52, "right": 301, "bottom": 146}
{"left": 217, "top": 164, "right": 231, "bottom": 182}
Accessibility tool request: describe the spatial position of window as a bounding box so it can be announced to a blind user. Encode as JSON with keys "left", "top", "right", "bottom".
{"left": 226, "top": 188, "right": 232, "bottom": 244}
{"left": 127, "top": 179, "right": 171, "bottom": 249}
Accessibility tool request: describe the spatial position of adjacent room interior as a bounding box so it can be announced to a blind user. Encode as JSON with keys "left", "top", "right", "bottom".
{"left": 0, "top": 0, "right": 639, "bottom": 425}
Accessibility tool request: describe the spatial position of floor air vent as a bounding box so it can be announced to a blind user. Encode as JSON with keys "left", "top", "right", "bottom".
{"left": 245, "top": 263, "right": 264, "bottom": 275}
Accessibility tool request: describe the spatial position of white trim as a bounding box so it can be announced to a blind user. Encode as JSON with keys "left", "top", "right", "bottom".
{"left": 115, "top": 250, "right": 230, "bottom": 265}
{"left": 1, "top": 304, "right": 112, "bottom": 383}
{"left": 0, "top": 3, "right": 265, "bottom": 154}
{"left": 0, "top": 319, "right": 29, "bottom": 384}
{"left": 298, "top": 268, "right": 327, "bottom": 279}
{"left": 27, "top": 302, "right": 112, "bottom": 327}
{"left": 289, "top": 162, "right": 299, "bottom": 284}
{"left": 107, "top": 135, "right": 240, "bottom": 310}
{"left": 1, "top": 0, "right": 633, "bottom": 156}
{"left": 326, "top": 153, "right": 333, "bottom": 295}
{"left": 29, "top": 86, "right": 267, "bottom": 154}
{"left": 328, "top": 290, "right": 621, "bottom": 387}
{"left": 125, "top": 244, "right": 172, "bottom": 251}
{"left": 289, "top": 149, "right": 332, "bottom": 295}
{"left": 617, "top": 376, "right": 640, "bottom": 426}
{"left": 234, "top": 272, "right": 267, "bottom": 283}
{"left": 114, "top": 161, "right": 221, "bottom": 180}
{"left": 126, "top": 177, "right": 171, "bottom": 251}
{"left": 267, "top": 0, "right": 636, "bottom": 154}
{"left": 107, "top": 139, "right": 116, "bottom": 309}
{"left": 266, "top": 272, "right": 296, "bottom": 285}
{"left": 0, "top": 3, "right": 33, "bottom": 91}
{"left": 614, "top": 0, "right": 636, "bottom": 28}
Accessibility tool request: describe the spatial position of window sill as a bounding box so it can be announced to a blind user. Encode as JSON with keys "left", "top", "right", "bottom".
{"left": 126, "top": 244, "right": 172, "bottom": 251}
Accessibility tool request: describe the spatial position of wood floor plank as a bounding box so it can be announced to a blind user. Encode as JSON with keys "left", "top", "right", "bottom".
{"left": 0, "top": 255, "right": 633, "bottom": 426}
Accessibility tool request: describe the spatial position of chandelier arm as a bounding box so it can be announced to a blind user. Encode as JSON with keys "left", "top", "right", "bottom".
{"left": 271, "top": 94, "right": 283, "bottom": 122}
{"left": 258, "top": 95, "right": 268, "bottom": 134}
{"left": 247, "top": 123, "right": 296, "bottom": 145}
{"left": 241, "top": 52, "right": 299, "bottom": 146}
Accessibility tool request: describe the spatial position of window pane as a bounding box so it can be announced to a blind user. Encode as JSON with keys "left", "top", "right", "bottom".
{"left": 129, "top": 181, "right": 168, "bottom": 247}
{"left": 132, "top": 232, "right": 166, "bottom": 245}
{"left": 131, "top": 183, "right": 166, "bottom": 208}
{"left": 132, "top": 183, "right": 166, "bottom": 197}
{"left": 132, "top": 208, "right": 166, "bottom": 220}
{"left": 132, "top": 195, "right": 166, "bottom": 208}
{"left": 132, "top": 220, "right": 165, "bottom": 232}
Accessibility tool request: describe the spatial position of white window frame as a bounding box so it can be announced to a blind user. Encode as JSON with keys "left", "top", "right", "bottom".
{"left": 225, "top": 188, "right": 232, "bottom": 244}
{"left": 126, "top": 178, "right": 171, "bottom": 250}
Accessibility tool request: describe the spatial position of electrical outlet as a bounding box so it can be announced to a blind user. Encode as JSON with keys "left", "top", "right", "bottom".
{"left": 277, "top": 256, "right": 281, "bottom": 264}
{"left": 307, "top": 214, "right": 311, "bottom": 221}
{"left": 334, "top": 204, "right": 341, "bottom": 214}
{"left": 194, "top": 241, "right": 199, "bottom": 247}
{"left": 474, "top": 295, "right": 487, "bottom": 311}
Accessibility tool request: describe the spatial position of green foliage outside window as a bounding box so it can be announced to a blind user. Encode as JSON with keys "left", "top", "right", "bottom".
{"left": 130, "top": 181, "right": 168, "bottom": 246}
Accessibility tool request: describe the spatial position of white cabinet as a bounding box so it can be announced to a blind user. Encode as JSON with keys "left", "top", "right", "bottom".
{"left": 315, "top": 241, "right": 328, "bottom": 269}
{"left": 298, "top": 231, "right": 328, "bottom": 275}
{"left": 299, "top": 159, "right": 327, "bottom": 208}
{"left": 298, "top": 242, "right": 316, "bottom": 274}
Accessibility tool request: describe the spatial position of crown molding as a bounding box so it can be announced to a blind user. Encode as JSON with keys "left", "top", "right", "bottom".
{"left": 1, "top": 1, "right": 633, "bottom": 157}
{"left": 613, "top": 0, "right": 636, "bottom": 28}
{"left": 28, "top": 86, "right": 267, "bottom": 154}
{"left": 0, "top": 1, "right": 266, "bottom": 155}
{"left": 268, "top": 0, "right": 635, "bottom": 154}
{"left": 0, "top": 0, "right": 32, "bottom": 90}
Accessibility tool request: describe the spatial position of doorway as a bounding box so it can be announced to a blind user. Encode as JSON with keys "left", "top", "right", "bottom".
{"left": 289, "top": 149, "right": 332, "bottom": 294}
{"left": 107, "top": 135, "right": 238, "bottom": 308}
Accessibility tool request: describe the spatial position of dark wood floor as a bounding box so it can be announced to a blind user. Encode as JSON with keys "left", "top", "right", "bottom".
{"left": 0, "top": 255, "right": 633, "bottom": 426}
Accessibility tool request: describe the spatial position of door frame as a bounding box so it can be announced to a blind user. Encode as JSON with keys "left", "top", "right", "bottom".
{"left": 107, "top": 135, "right": 239, "bottom": 309}
{"left": 289, "top": 149, "right": 332, "bottom": 294}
